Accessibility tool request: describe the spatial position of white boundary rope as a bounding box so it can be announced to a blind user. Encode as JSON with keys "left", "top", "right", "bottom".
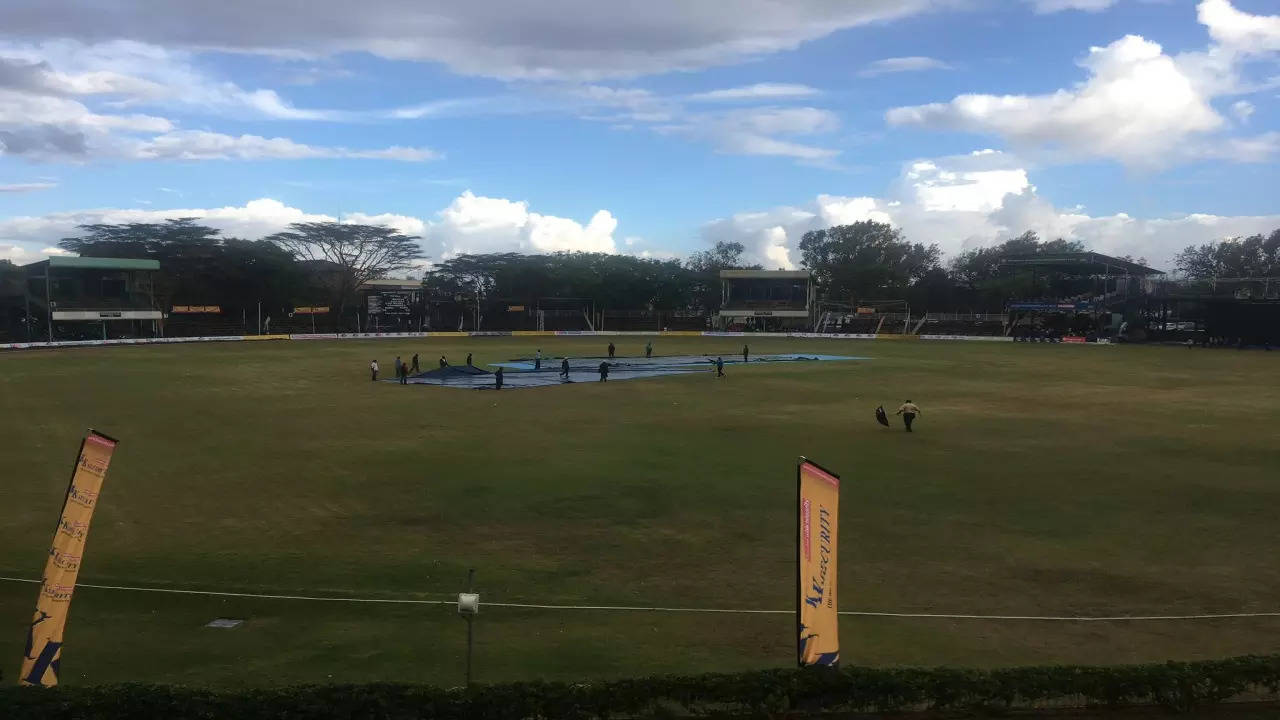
{"left": 3, "top": 576, "right": 1278, "bottom": 621}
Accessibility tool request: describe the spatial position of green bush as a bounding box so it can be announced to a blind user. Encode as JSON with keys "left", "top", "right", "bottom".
{"left": 2, "top": 654, "right": 1277, "bottom": 719}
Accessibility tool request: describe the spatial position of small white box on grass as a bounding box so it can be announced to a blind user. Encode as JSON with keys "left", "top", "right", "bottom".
{"left": 458, "top": 593, "right": 480, "bottom": 615}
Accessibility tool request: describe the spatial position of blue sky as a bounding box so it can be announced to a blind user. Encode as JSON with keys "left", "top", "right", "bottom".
{"left": 0, "top": 0, "right": 1277, "bottom": 271}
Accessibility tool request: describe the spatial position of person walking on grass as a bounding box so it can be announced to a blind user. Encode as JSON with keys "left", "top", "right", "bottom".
{"left": 394, "top": 355, "right": 402, "bottom": 378}
{"left": 410, "top": 353, "right": 420, "bottom": 374}
{"left": 399, "top": 362, "right": 408, "bottom": 385}
{"left": 599, "top": 361, "right": 609, "bottom": 382}
{"left": 895, "top": 400, "right": 922, "bottom": 432}
{"left": 716, "top": 357, "right": 725, "bottom": 377}
{"left": 439, "top": 355, "right": 448, "bottom": 369}
{"left": 608, "top": 342, "right": 615, "bottom": 359}
{"left": 742, "top": 345, "right": 749, "bottom": 363}
{"left": 535, "top": 348, "right": 542, "bottom": 370}
{"left": 370, "top": 359, "right": 379, "bottom": 382}
{"left": 466, "top": 352, "right": 473, "bottom": 366}
{"left": 645, "top": 340, "right": 653, "bottom": 359}
{"left": 495, "top": 366, "right": 504, "bottom": 390}
{"left": 561, "top": 356, "right": 571, "bottom": 381}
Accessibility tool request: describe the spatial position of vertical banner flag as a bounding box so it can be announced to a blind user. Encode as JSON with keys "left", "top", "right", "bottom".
{"left": 20, "top": 430, "right": 118, "bottom": 687}
{"left": 797, "top": 457, "right": 840, "bottom": 667}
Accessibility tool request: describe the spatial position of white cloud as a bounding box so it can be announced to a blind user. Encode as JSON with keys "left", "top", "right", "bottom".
{"left": 888, "top": 35, "right": 1226, "bottom": 166}
{"left": 1231, "top": 99, "right": 1255, "bottom": 122}
{"left": 1026, "top": 0, "right": 1118, "bottom": 14}
{"left": 432, "top": 191, "right": 617, "bottom": 257}
{"left": 0, "top": 193, "right": 622, "bottom": 264}
{"left": 0, "top": 182, "right": 56, "bottom": 193}
{"left": 887, "top": 1, "right": 1280, "bottom": 167}
{"left": 1, "top": 40, "right": 343, "bottom": 120}
{"left": 1195, "top": 131, "right": 1280, "bottom": 161}
{"left": 687, "top": 83, "right": 821, "bottom": 102}
{"left": 661, "top": 106, "right": 841, "bottom": 162}
{"left": 0, "top": 42, "right": 431, "bottom": 162}
{"left": 0, "top": 2, "right": 937, "bottom": 80}
{"left": 698, "top": 150, "right": 1280, "bottom": 270}
{"left": 859, "top": 56, "right": 953, "bottom": 77}
{"left": 1198, "top": 0, "right": 1280, "bottom": 54}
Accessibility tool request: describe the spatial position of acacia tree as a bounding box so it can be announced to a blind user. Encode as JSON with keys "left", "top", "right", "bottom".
{"left": 57, "top": 218, "right": 310, "bottom": 310}
{"left": 266, "top": 222, "right": 424, "bottom": 321}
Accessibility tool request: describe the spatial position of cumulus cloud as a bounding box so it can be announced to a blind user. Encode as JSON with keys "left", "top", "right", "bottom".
{"left": 1198, "top": 0, "right": 1280, "bottom": 54}
{"left": 888, "top": 35, "right": 1225, "bottom": 166}
{"left": 887, "top": 1, "right": 1280, "bottom": 167}
{"left": 859, "top": 56, "right": 953, "bottom": 77}
{"left": 698, "top": 150, "right": 1280, "bottom": 271}
{"left": 0, "top": 192, "right": 621, "bottom": 264}
{"left": 431, "top": 191, "right": 617, "bottom": 257}
{"left": 0, "top": 1, "right": 936, "bottom": 81}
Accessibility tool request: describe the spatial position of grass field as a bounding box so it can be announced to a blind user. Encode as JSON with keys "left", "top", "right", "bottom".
{"left": 1, "top": 336, "right": 1278, "bottom": 688}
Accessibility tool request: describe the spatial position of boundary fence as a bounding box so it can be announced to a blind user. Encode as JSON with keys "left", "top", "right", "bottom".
{"left": 0, "top": 330, "right": 1055, "bottom": 352}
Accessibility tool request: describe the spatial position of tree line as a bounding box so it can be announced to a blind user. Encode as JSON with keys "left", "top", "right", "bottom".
{"left": 15, "top": 218, "right": 1276, "bottom": 321}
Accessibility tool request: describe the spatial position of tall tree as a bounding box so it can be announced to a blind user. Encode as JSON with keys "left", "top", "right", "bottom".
{"left": 57, "top": 219, "right": 311, "bottom": 312}
{"left": 266, "top": 222, "right": 425, "bottom": 319}
{"left": 684, "top": 240, "right": 760, "bottom": 312}
{"left": 1174, "top": 230, "right": 1280, "bottom": 279}
{"left": 947, "top": 232, "right": 1092, "bottom": 311}
{"left": 798, "top": 221, "right": 941, "bottom": 301}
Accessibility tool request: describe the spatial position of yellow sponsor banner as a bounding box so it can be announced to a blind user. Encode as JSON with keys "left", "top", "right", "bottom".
{"left": 875, "top": 333, "right": 919, "bottom": 340}
{"left": 20, "top": 431, "right": 118, "bottom": 687}
{"left": 171, "top": 305, "right": 221, "bottom": 313}
{"left": 512, "top": 330, "right": 555, "bottom": 336}
{"left": 243, "top": 334, "right": 291, "bottom": 341}
{"left": 292, "top": 306, "right": 330, "bottom": 315}
{"left": 659, "top": 331, "right": 702, "bottom": 336}
{"left": 426, "top": 332, "right": 468, "bottom": 337}
{"left": 797, "top": 458, "right": 839, "bottom": 667}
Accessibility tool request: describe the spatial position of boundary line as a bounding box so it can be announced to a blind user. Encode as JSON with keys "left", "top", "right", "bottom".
{"left": 2, "top": 577, "right": 1276, "bottom": 621}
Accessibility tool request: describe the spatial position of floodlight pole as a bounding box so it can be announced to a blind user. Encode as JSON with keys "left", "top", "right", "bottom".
{"left": 45, "top": 266, "right": 53, "bottom": 342}
{"left": 257, "top": 301, "right": 262, "bottom": 335}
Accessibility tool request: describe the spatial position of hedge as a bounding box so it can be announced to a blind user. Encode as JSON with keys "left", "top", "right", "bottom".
{"left": 1, "top": 654, "right": 1277, "bottom": 719}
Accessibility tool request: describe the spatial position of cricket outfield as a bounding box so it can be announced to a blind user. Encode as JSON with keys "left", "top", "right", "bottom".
{"left": 1, "top": 336, "right": 1277, "bottom": 687}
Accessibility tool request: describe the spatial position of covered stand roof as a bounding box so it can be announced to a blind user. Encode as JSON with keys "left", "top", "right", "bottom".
{"left": 1000, "top": 252, "right": 1163, "bottom": 276}
{"left": 23, "top": 256, "right": 160, "bottom": 271}
{"left": 719, "top": 269, "right": 811, "bottom": 279}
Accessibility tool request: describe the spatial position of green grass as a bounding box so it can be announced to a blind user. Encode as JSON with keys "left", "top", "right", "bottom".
{"left": 1, "top": 337, "right": 1279, "bottom": 687}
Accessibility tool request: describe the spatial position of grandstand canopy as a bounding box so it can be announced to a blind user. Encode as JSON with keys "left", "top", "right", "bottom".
{"left": 359, "top": 278, "right": 422, "bottom": 291}
{"left": 719, "top": 269, "right": 810, "bottom": 280}
{"left": 23, "top": 256, "right": 160, "bottom": 271}
{"left": 1000, "top": 252, "right": 1163, "bottom": 276}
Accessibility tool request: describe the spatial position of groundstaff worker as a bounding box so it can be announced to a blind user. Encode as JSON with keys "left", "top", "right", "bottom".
{"left": 370, "top": 359, "right": 379, "bottom": 381}
{"left": 895, "top": 400, "right": 922, "bottom": 432}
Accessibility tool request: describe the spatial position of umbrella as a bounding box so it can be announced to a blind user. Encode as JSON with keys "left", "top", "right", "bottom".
{"left": 875, "top": 405, "right": 890, "bottom": 427}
